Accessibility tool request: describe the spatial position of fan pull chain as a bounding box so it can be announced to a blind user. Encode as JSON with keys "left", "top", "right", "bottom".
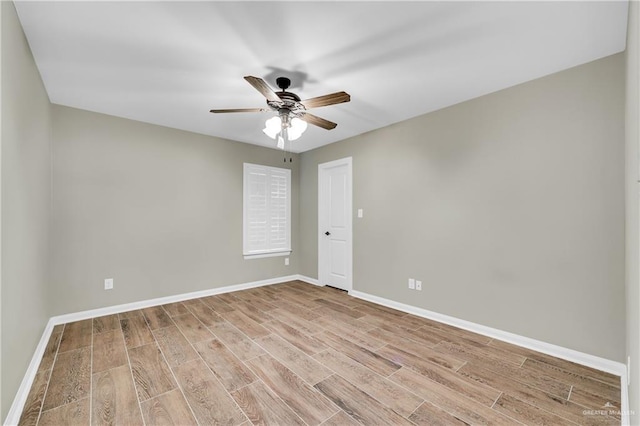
{"left": 284, "top": 135, "right": 288, "bottom": 162}
{"left": 282, "top": 132, "right": 293, "bottom": 163}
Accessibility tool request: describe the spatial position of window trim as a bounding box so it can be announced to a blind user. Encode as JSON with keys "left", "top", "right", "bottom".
{"left": 243, "top": 163, "right": 291, "bottom": 259}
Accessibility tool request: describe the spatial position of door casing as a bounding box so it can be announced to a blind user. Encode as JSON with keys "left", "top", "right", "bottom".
{"left": 318, "top": 157, "right": 353, "bottom": 291}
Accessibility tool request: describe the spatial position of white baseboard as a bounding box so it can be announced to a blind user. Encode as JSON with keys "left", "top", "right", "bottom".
{"left": 349, "top": 289, "right": 626, "bottom": 375}
{"left": 4, "top": 319, "right": 56, "bottom": 426}
{"left": 349, "top": 289, "right": 630, "bottom": 424}
{"left": 50, "top": 275, "right": 299, "bottom": 325}
{"left": 295, "top": 275, "right": 322, "bottom": 286}
{"left": 3, "top": 274, "right": 300, "bottom": 426}
{"left": 621, "top": 368, "right": 630, "bottom": 426}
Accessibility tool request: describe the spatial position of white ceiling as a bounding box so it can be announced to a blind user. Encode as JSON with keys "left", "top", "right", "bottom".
{"left": 15, "top": 1, "right": 628, "bottom": 153}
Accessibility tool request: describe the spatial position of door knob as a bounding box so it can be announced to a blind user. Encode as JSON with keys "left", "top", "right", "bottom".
{"left": 325, "top": 231, "right": 331, "bottom": 236}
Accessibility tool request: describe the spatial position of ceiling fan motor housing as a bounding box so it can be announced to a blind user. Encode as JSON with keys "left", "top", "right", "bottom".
{"left": 268, "top": 78, "right": 303, "bottom": 114}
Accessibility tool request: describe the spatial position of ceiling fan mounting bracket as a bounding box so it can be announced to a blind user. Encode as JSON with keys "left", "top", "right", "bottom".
{"left": 276, "top": 77, "right": 291, "bottom": 91}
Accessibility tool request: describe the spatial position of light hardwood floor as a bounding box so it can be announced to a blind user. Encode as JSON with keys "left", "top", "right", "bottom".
{"left": 18, "top": 281, "right": 621, "bottom": 425}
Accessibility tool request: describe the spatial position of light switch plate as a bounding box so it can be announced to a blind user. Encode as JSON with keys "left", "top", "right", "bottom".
{"left": 357, "top": 209, "right": 363, "bottom": 218}
{"left": 408, "top": 278, "right": 415, "bottom": 289}
{"left": 104, "top": 278, "right": 113, "bottom": 290}
{"left": 416, "top": 280, "right": 422, "bottom": 291}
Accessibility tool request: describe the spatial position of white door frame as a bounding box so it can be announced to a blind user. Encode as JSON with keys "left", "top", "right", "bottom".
{"left": 318, "top": 157, "right": 353, "bottom": 291}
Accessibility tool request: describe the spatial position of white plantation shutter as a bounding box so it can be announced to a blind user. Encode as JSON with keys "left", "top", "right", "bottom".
{"left": 243, "top": 163, "right": 291, "bottom": 257}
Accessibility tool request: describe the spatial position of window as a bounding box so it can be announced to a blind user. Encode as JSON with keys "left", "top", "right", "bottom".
{"left": 243, "top": 163, "right": 291, "bottom": 258}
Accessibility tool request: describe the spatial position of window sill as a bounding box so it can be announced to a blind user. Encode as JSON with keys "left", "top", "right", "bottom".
{"left": 243, "top": 251, "right": 291, "bottom": 260}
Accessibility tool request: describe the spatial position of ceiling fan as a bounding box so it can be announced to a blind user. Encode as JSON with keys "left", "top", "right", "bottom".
{"left": 210, "top": 76, "right": 350, "bottom": 148}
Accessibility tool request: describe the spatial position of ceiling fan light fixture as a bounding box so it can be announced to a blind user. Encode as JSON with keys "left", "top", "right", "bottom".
{"left": 263, "top": 114, "right": 307, "bottom": 144}
{"left": 212, "top": 75, "right": 349, "bottom": 143}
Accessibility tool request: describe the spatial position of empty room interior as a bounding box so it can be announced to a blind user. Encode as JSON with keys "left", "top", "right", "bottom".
{"left": 1, "top": 1, "right": 640, "bottom": 425}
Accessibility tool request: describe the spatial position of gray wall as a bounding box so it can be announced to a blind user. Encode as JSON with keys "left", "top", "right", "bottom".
{"left": 0, "top": 2, "right": 630, "bottom": 417}
{"left": 51, "top": 106, "right": 298, "bottom": 315}
{"left": 1, "top": 1, "right": 52, "bottom": 419}
{"left": 625, "top": 0, "right": 639, "bottom": 418}
{"left": 300, "top": 53, "right": 625, "bottom": 361}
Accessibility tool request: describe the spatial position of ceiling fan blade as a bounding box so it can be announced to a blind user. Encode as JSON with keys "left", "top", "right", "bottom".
{"left": 299, "top": 113, "right": 337, "bottom": 130}
{"left": 244, "top": 76, "right": 281, "bottom": 102}
{"left": 209, "top": 108, "right": 268, "bottom": 113}
{"left": 300, "top": 91, "right": 350, "bottom": 109}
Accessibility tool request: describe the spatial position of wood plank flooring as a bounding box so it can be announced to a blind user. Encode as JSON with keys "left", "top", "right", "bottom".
{"left": 18, "top": 281, "right": 621, "bottom": 425}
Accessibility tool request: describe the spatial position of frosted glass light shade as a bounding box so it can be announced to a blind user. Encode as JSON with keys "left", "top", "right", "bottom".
{"left": 288, "top": 118, "right": 308, "bottom": 141}
{"left": 263, "top": 116, "right": 282, "bottom": 139}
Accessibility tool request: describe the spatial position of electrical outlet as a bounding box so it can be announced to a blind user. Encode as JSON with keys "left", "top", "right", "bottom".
{"left": 285, "top": 257, "right": 290, "bottom": 266}
{"left": 104, "top": 278, "right": 113, "bottom": 290}
{"left": 416, "top": 280, "right": 422, "bottom": 291}
{"left": 408, "top": 278, "right": 415, "bottom": 289}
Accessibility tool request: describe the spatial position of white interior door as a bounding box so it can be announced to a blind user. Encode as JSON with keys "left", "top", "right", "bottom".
{"left": 319, "top": 157, "right": 352, "bottom": 291}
